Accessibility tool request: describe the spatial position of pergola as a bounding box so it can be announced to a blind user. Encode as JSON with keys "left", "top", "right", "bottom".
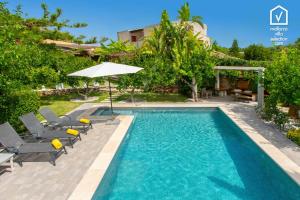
{"left": 214, "top": 66, "right": 265, "bottom": 108}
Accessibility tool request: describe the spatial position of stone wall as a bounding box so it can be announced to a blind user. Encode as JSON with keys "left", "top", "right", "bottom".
{"left": 36, "top": 87, "right": 114, "bottom": 96}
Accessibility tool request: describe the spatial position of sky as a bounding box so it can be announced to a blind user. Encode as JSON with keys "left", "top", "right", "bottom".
{"left": 6, "top": 0, "right": 300, "bottom": 47}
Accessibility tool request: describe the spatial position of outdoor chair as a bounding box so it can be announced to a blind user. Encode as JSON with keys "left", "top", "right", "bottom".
{"left": 39, "top": 107, "right": 93, "bottom": 133}
{"left": 0, "top": 122, "right": 67, "bottom": 166}
{"left": 201, "top": 88, "right": 213, "bottom": 98}
{"left": 0, "top": 153, "right": 14, "bottom": 172}
{"left": 19, "top": 112, "right": 81, "bottom": 148}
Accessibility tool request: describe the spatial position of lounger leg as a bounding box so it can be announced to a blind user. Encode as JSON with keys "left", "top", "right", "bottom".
{"left": 17, "top": 160, "right": 23, "bottom": 167}
{"left": 17, "top": 154, "right": 23, "bottom": 167}
{"left": 82, "top": 125, "right": 88, "bottom": 135}
{"left": 78, "top": 134, "right": 82, "bottom": 141}
{"left": 69, "top": 137, "right": 74, "bottom": 148}
{"left": 10, "top": 157, "right": 14, "bottom": 172}
{"left": 63, "top": 146, "right": 68, "bottom": 154}
{"left": 50, "top": 153, "right": 56, "bottom": 166}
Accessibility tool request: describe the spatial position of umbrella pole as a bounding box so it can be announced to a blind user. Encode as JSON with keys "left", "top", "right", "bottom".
{"left": 108, "top": 78, "right": 113, "bottom": 115}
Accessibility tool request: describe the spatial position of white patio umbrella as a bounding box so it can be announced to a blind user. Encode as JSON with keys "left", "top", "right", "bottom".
{"left": 68, "top": 62, "right": 143, "bottom": 113}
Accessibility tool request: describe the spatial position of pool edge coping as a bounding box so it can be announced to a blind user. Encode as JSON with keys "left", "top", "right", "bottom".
{"left": 68, "top": 105, "right": 300, "bottom": 200}
{"left": 67, "top": 115, "right": 134, "bottom": 200}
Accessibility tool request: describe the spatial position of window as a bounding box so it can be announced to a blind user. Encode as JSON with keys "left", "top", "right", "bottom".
{"left": 131, "top": 35, "right": 137, "bottom": 42}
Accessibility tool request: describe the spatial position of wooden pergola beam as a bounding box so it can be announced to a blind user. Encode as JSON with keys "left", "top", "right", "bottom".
{"left": 214, "top": 66, "right": 264, "bottom": 71}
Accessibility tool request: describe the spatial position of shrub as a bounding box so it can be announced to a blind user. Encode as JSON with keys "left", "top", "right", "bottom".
{"left": 287, "top": 129, "right": 300, "bottom": 146}
{"left": 273, "top": 111, "right": 289, "bottom": 130}
{"left": 0, "top": 87, "right": 40, "bottom": 132}
{"left": 261, "top": 96, "right": 288, "bottom": 130}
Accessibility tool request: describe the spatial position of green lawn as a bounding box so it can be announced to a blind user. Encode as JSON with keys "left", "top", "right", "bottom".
{"left": 37, "top": 92, "right": 108, "bottom": 120}
{"left": 115, "top": 92, "right": 188, "bottom": 102}
{"left": 37, "top": 92, "right": 187, "bottom": 121}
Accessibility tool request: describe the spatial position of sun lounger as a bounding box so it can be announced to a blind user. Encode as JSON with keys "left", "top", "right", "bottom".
{"left": 19, "top": 112, "right": 81, "bottom": 148}
{"left": 0, "top": 122, "right": 67, "bottom": 166}
{"left": 0, "top": 153, "right": 14, "bottom": 172}
{"left": 39, "top": 107, "right": 92, "bottom": 133}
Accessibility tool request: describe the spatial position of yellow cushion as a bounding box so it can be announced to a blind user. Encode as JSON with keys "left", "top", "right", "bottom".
{"left": 66, "top": 129, "right": 79, "bottom": 136}
{"left": 80, "top": 118, "right": 90, "bottom": 124}
{"left": 51, "top": 139, "right": 63, "bottom": 150}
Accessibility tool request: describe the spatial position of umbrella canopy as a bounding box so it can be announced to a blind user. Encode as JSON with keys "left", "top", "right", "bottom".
{"left": 68, "top": 62, "right": 143, "bottom": 78}
{"left": 68, "top": 62, "right": 143, "bottom": 115}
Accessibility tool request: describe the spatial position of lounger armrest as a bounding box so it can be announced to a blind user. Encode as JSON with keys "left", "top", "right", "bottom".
{"left": 60, "top": 115, "right": 72, "bottom": 121}
{"left": 46, "top": 121, "right": 60, "bottom": 128}
{"left": 41, "top": 121, "right": 48, "bottom": 127}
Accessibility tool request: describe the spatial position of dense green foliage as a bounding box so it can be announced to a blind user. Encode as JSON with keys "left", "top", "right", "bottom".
{"left": 261, "top": 47, "right": 300, "bottom": 129}
{"left": 0, "top": 2, "right": 95, "bottom": 130}
{"left": 287, "top": 129, "right": 300, "bottom": 146}
{"left": 265, "top": 48, "right": 300, "bottom": 106}
{"left": 144, "top": 3, "right": 214, "bottom": 101}
{"left": 244, "top": 44, "right": 271, "bottom": 61}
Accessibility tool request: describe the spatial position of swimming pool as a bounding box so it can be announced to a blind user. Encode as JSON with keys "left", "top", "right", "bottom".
{"left": 92, "top": 108, "right": 300, "bottom": 200}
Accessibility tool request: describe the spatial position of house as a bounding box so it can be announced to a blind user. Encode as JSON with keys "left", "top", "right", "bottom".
{"left": 117, "top": 21, "right": 211, "bottom": 48}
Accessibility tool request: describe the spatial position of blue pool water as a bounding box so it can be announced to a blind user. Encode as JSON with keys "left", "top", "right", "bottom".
{"left": 92, "top": 108, "right": 300, "bottom": 200}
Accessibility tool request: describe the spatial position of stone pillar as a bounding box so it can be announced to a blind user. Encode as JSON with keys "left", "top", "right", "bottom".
{"left": 215, "top": 70, "right": 220, "bottom": 90}
{"left": 257, "top": 69, "right": 264, "bottom": 109}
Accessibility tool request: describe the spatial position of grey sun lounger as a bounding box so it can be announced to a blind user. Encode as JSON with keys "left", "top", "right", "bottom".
{"left": 0, "top": 122, "right": 67, "bottom": 166}
{"left": 19, "top": 112, "right": 81, "bottom": 148}
{"left": 39, "top": 107, "right": 93, "bottom": 133}
{"left": 0, "top": 153, "right": 14, "bottom": 172}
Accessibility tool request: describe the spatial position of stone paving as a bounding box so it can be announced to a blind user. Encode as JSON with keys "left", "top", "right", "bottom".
{"left": 224, "top": 103, "right": 300, "bottom": 166}
{"left": 0, "top": 99, "right": 300, "bottom": 199}
{"left": 0, "top": 105, "right": 118, "bottom": 200}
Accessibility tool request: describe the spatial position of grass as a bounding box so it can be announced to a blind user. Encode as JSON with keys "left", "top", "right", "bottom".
{"left": 37, "top": 92, "right": 109, "bottom": 120}
{"left": 115, "top": 92, "right": 188, "bottom": 102}
{"left": 38, "top": 101, "right": 82, "bottom": 121}
{"left": 37, "top": 92, "right": 187, "bottom": 121}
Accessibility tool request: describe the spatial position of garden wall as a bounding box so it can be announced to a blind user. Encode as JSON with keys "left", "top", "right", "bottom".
{"left": 36, "top": 87, "right": 115, "bottom": 96}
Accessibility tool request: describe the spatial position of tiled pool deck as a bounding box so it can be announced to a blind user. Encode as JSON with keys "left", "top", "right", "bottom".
{"left": 0, "top": 101, "right": 300, "bottom": 199}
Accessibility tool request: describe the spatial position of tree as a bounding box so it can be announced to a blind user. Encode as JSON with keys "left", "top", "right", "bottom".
{"left": 265, "top": 48, "right": 300, "bottom": 118}
{"left": 244, "top": 44, "right": 271, "bottom": 61}
{"left": 22, "top": 3, "right": 87, "bottom": 42}
{"left": 174, "top": 3, "right": 214, "bottom": 101}
{"left": 85, "top": 36, "right": 98, "bottom": 44}
{"left": 178, "top": 3, "right": 204, "bottom": 28}
{"left": 0, "top": 2, "right": 94, "bottom": 129}
{"left": 145, "top": 3, "right": 214, "bottom": 101}
{"left": 117, "top": 72, "right": 144, "bottom": 103}
{"left": 229, "top": 39, "right": 240, "bottom": 57}
{"left": 143, "top": 10, "right": 178, "bottom": 88}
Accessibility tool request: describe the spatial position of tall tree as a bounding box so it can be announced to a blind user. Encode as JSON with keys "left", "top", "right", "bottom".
{"left": 146, "top": 3, "right": 214, "bottom": 101}
{"left": 229, "top": 39, "right": 240, "bottom": 57}
{"left": 178, "top": 3, "right": 204, "bottom": 28}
